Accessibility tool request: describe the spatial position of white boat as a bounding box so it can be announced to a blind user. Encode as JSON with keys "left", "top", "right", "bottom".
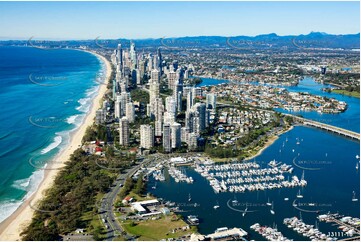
{"left": 356, "top": 155, "right": 360, "bottom": 159}
{"left": 284, "top": 197, "right": 289, "bottom": 201}
{"left": 270, "top": 201, "right": 275, "bottom": 215}
{"left": 187, "top": 215, "right": 199, "bottom": 225}
{"left": 242, "top": 206, "right": 248, "bottom": 217}
{"left": 266, "top": 197, "right": 272, "bottom": 206}
{"left": 232, "top": 195, "right": 238, "bottom": 204}
{"left": 213, "top": 201, "right": 220, "bottom": 209}
{"left": 188, "top": 193, "right": 192, "bottom": 202}
{"left": 297, "top": 189, "right": 303, "bottom": 198}
{"left": 151, "top": 182, "right": 157, "bottom": 190}
{"left": 356, "top": 162, "right": 359, "bottom": 170}
{"left": 352, "top": 191, "right": 358, "bottom": 202}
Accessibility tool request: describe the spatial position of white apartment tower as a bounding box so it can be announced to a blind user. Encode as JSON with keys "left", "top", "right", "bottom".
{"left": 206, "top": 93, "right": 217, "bottom": 109}
{"left": 140, "top": 124, "right": 154, "bottom": 149}
{"left": 119, "top": 117, "right": 129, "bottom": 146}
{"left": 171, "top": 122, "right": 181, "bottom": 149}
{"left": 126, "top": 102, "right": 135, "bottom": 123}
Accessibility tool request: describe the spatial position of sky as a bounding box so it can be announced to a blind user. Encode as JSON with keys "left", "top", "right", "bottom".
{"left": 0, "top": 1, "right": 359, "bottom": 40}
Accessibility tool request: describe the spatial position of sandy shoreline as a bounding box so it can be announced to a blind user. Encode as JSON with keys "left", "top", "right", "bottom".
{"left": 245, "top": 125, "right": 294, "bottom": 161}
{"left": 0, "top": 50, "right": 111, "bottom": 240}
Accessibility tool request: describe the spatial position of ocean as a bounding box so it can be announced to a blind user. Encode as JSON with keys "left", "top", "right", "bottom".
{"left": 0, "top": 46, "right": 104, "bottom": 223}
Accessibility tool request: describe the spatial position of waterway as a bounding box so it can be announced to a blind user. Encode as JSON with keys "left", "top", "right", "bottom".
{"left": 147, "top": 77, "right": 360, "bottom": 240}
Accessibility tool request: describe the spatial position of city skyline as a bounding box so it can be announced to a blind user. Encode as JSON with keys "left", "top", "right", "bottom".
{"left": 0, "top": 1, "right": 359, "bottom": 40}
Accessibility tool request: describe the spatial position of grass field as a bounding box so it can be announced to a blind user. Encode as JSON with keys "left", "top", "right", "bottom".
{"left": 122, "top": 215, "right": 196, "bottom": 241}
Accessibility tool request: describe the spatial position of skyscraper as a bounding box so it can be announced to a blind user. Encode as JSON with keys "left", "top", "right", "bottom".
{"left": 155, "top": 120, "right": 163, "bottom": 137}
{"left": 187, "top": 91, "right": 193, "bottom": 111}
{"left": 151, "top": 69, "right": 160, "bottom": 83}
{"left": 149, "top": 80, "right": 160, "bottom": 104}
{"left": 140, "top": 124, "right": 154, "bottom": 149}
{"left": 119, "top": 117, "right": 129, "bottom": 146}
{"left": 206, "top": 93, "right": 217, "bottom": 109}
{"left": 117, "top": 43, "right": 123, "bottom": 70}
{"left": 95, "top": 109, "right": 106, "bottom": 125}
{"left": 157, "top": 47, "right": 163, "bottom": 74}
{"left": 163, "top": 123, "right": 171, "bottom": 153}
{"left": 168, "top": 70, "right": 178, "bottom": 90}
{"left": 171, "top": 122, "right": 181, "bottom": 149}
{"left": 126, "top": 102, "right": 135, "bottom": 123}
{"left": 130, "top": 41, "right": 137, "bottom": 69}
{"left": 120, "top": 92, "right": 131, "bottom": 116}
{"left": 114, "top": 94, "right": 122, "bottom": 119}
{"left": 165, "top": 96, "right": 177, "bottom": 116}
{"left": 194, "top": 102, "right": 206, "bottom": 133}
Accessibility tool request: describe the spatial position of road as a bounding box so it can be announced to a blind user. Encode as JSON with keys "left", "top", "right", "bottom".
{"left": 99, "top": 158, "right": 153, "bottom": 241}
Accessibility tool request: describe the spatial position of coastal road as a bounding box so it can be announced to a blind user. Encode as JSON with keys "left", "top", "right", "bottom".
{"left": 99, "top": 158, "right": 153, "bottom": 241}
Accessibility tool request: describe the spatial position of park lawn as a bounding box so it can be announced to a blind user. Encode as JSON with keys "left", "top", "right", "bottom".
{"left": 122, "top": 215, "right": 195, "bottom": 241}
{"left": 126, "top": 191, "right": 156, "bottom": 202}
{"left": 332, "top": 89, "right": 360, "bottom": 98}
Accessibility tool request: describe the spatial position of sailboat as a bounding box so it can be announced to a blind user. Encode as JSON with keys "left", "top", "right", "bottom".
{"left": 213, "top": 200, "right": 220, "bottom": 209}
{"left": 188, "top": 193, "right": 192, "bottom": 202}
{"left": 352, "top": 191, "right": 358, "bottom": 202}
{"left": 266, "top": 198, "right": 272, "bottom": 206}
{"left": 232, "top": 195, "right": 238, "bottom": 204}
{"left": 270, "top": 201, "right": 275, "bottom": 215}
{"left": 242, "top": 205, "right": 248, "bottom": 217}
{"left": 151, "top": 182, "right": 157, "bottom": 190}
{"left": 297, "top": 189, "right": 303, "bottom": 198}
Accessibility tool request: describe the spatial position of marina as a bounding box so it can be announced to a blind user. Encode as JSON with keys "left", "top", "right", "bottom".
{"left": 146, "top": 125, "right": 359, "bottom": 239}
{"left": 318, "top": 213, "right": 360, "bottom": 237}
{"left": 250, "top": 223, "right": 290, "bottom": 241}
{"left": 283, "top": 216, "right": 334, "bottom": 241}
{"left": 168, "top": 166, "right": 194, "bottom": 184}
{"left": 193, "top": 160, "right": 306, "bottom": 193}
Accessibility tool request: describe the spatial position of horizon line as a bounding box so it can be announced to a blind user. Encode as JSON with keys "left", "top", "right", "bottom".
{"left": 0, "top": 31, "right": 360, "bottom": 41}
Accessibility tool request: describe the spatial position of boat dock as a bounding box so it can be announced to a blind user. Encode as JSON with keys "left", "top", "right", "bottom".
{"left": 318, "top": 213, "right": 360, "bottom": 238}
{"left": 283, "top": 217, "right": 334, "bottom": 241}
{"left": 194, "top": 160, "right": 306, "bottom": 193}
{"left": 250, "top": 223, "right": 290, "bottom": 241}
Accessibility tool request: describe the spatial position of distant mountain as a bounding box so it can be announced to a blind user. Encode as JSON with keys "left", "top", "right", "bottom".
{"left": 0, "top": 32, "right": 359, "bottom": 50}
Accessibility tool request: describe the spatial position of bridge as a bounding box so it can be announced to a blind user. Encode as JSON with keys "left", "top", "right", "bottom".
{"left": 285, "top": 114, "right": 360, "bottom": 141}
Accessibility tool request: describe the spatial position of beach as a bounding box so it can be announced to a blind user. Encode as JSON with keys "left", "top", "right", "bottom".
{"left": 0, "top": 50, "right": 111, "bottom": 240}
{"left": 245, "top": 125, "right": 294, "bottom": 162}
